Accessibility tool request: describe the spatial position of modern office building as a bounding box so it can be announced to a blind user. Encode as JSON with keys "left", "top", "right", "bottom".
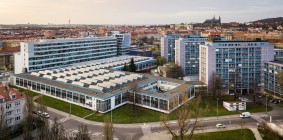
{"left": 175, "top": 35, "right": 207, "bottom": 79}
{"left": 14, "top": 37, "right": 117, "bottom": 74}
{"left": 11, "top": 58, "right": 196, "bottom": 114}
{"left": 161, "top": 34, "right": 180, "bottom": 63}
{"left": 0, "top": 84, "right": 26, "bottom": 127}
{"left": 199, "top": 39, "right": 274, "bottom": 94}
{"left": 109, "top": 31, "right": 131, "bottom": 56}
{"left": 274, "top": 49, "right": 283, "bottom": 62}
{"left": 264, "top": 61, "right": 283, "bottom": 97}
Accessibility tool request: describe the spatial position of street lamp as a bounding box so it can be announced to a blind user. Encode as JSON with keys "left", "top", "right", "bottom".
{"left": 69, "top": 102, "right": 72, "bottom": 116}
{"left": 217, "top": 98, "right": 219, "bottom": 118}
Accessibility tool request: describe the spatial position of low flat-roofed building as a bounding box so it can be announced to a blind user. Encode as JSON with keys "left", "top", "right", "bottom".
{"left": 11, "top": 56, "right": 195, "bottom": 114}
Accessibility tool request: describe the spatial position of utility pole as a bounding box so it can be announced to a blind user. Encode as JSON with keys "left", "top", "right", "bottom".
{"left": 217, "top": 98, "right": 219, "bottom": 118}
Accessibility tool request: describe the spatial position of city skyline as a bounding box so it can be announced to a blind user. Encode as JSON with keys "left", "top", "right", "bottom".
{"left": 0, "top": 0, "right": 283, "bottom": 25}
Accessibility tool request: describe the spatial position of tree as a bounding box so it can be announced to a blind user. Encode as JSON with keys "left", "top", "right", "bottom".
{"left": 196, "top": 86, "right": 207, "bottom": 105}
{"left": 165, "top": 64, "right": 183, "bottom": 79}
{"left": 208, "top": 73, "right": 224, "bottom": 100}
{"left": 0, "top": 105, "right": 10, "bottom": 140}
{"left": 126, "top": 81, "right": 139, "bottom": 114}
{"left": 23, "top": 95, "right": 35, "bottom": 140}
{"left": 122, "top": 63, "right": 128, "bottom": 71}
{"left": 157, "top": 56, "right": 166, "bottom": 66}
{"left": 161, "top": 96, "right": 207, "bottom": 140}
{"left": 128, "top": 58, "right": 137, "bottom": 72}
{"left": 74, "top": 125, "right": 91, "bottom": 140}
{"left": 48, "top": 117, "right": 68, "bottom": 140}
{"left": 104, "top": 115, "right": 114, "bottom": 140}
{"left": 279, "top": 72, "right": 283, "bottom": 87}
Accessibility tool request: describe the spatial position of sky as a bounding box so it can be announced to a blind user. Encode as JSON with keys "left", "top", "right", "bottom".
{"left": 0, "top": 0, "right": 282, "bottom": 25}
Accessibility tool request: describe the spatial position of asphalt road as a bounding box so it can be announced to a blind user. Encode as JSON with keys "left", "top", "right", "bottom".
{"left": 43, "top": 108, "right": 283, "bottom": 140}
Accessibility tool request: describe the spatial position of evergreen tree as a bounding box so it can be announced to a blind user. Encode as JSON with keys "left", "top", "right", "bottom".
{"left": 122, "top": 63, "right": 128, "bottom": 71}
{"left": 128, "top": 58, "right": 137, "bottom": 72}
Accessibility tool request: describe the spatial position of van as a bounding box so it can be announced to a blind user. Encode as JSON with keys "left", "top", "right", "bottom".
{"left": 240, "top": 112, "right": 251, "bottom": 118}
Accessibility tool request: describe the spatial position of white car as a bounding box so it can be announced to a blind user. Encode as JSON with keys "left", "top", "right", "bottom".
{"left": 42, "top": 112, "right": 50, "bottom": 118}
{"left": 216, "top": 123, "right": 226, "bottom": 128}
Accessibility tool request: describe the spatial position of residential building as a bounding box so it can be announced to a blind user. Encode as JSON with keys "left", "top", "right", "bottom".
{"left": 0, "top": 46, "right": 20, "bottom": 71}
{"left": 264, "top": 61, "right": 283, "bottom": 97}
{"left": 108, "top": 31, "right": 131, "bottom": 56}
{"left": 14, "top": 37, "right": 117, "bottom": 74}
{"left": 175, "top": 35, "right": 207, "bottom": 79}
{"left": 274, "top": 49, "right": 283, "bottom": 62}
{"left": 0, "top": 84, "right": 26, "bottom": 127}
{"left": 199, "top": 39, "right": 274, "bottom": 94}
{"left": 12, "top": 57, "right": 196, "bottom": 114}
{"left": 223, "top": 101, "right": 246, "bottom": 111}
{"left": 161, "top": 34, "right": 180, "bottom": 63}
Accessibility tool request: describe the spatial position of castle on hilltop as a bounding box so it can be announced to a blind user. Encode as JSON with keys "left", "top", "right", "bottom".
{"left": 203, "top": 15, "right": 221, "bottom": 26}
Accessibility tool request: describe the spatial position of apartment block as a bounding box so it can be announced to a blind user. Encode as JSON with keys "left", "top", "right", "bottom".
{"left": 175, "top": 35, "right": 207, "bottom": 79}
{"left": 15, "top": 37, "right": 117, "bottom": 74}
{"left": 264, "top": 61, "right": 283, "bottom": 97}
{"left": 161, "top": 34, "right": 180, "bottom": 62}
{"left": 199, "top": 40, "right": 274, "bottom": 94}
{"left": 109, "top": 31, "right": 131, "bottom": 56}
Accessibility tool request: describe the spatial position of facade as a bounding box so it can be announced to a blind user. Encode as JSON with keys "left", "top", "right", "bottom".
{"left": 199, "top": 40, "right": 274, "bottom": 94}
{"left": 175, "top": 35, "right": 207, "bottom": 79}
{"left": 0, "top": 84, "right": 26, "bottom": 127}
{"left": 109, "top": 31, "right": 131, "bottom": 56}
{"left": 274, "top": 49, "right": 283, "bottom": 62}
{"left": 12, "top": 58, "right": 195, "bottom": 113}
{"left": 223, "top": 101, "right": 246, "bottom": 111}
{"left": 161, "top": 34, "right": 180, "bottom": 63}
{"left": 0, "top": 46, "right": 20, "bottom": 71}
{"left": 15, "top": 37, "right": 117, "bottom": 74}
{"left": 264, "top": 61, "right": 283, "bottom": 97}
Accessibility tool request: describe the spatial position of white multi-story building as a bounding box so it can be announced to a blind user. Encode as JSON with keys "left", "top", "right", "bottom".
{"left": 14, "top": 37, "right": 117, "bottom": 74}
{"left": 109, "top": 31, "right": 131, "bottom": 56}
{"left": 0, "top": 84, "right": 26, "bottom": 127}
{"left": 175, "top": 35, "right": 207, "bottom": 79}
{"left": 161, "top": 34, "right": 180, "bottom": 63}
{"left": 199, "top": 40, "right": 274, "bottom": 94}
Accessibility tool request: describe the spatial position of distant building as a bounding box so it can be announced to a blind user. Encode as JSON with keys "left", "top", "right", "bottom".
{"left": 0, "top": 84, "right": 26, "bottom": 127}
{"left": 108, "top": 31, "right": 131, "bottom": 56}
{"left": 264, "top": 61, "right": 283, "bottom": 97}
{"left": 161, "top": 34, "right": 180, "bottom": 63}
{"left": 203, "top": 16, "right": 221, "bottom": 26}
{"left": 175, "top": 35, "right": 207, "bottom": 79}
{"left": 199, "top": 39, "right": 274, "bottom": 94}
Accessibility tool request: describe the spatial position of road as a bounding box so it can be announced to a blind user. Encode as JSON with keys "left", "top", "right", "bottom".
{"left": 42, "top": 103, "right": 283, "bottom": 140}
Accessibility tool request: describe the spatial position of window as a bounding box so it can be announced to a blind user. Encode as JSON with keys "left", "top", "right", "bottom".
{"left": 6, "top": 111, "right": 12, "bottom": 116}
{"left": 15, "top": 101, "right": 20, "bottom": 106}
{"left": 15, "top": 116, "right": 21, "bottom": 121}
{"left": 6, "top": 104, "right": 11, "bottom": 109}
{"left": 16, "top": 109, "right": 21, "bottom": 114}
{"left": 7, "top": 119, "right": 12, "bottom": 124}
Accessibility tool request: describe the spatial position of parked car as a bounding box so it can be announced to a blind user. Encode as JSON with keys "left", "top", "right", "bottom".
{"left": 255, "top": 101, "right": 263, "bottom": 105}
{"left": 41, "top": 112, "right": 50, "bottom": 118}
{"left": 240, "top": 112, "right": 251, "bottom": 118}
{"left": 216, "top": 123, "right": 226, "bottom": 128}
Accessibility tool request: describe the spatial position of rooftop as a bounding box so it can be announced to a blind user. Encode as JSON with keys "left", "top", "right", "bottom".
{"left": 0, "top": 84, "right": 26, "bottom": 103}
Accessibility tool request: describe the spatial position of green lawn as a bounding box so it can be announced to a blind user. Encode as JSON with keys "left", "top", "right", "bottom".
{"left": 86, "top": 96, "right": 272, "bottom": 123}
{"left": 34, "top": 94, "right": 272, "bottom": 123}
{"left": 34, "top": 95, "right": 93, "bottom": 118}
{"left": 177, "top": 129, "right": 255, "bottom": 140}
{"left": 9, "top": 85, "right": 40, "bottom": 97}
{"left": 258, "top": 126, "right": 283, "bottom": 140}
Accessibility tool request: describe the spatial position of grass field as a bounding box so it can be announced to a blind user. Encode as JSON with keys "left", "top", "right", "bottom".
{"left": 177, "top": 129, "right": 256, "bottom": 140}
{"left": 34, "top": 95, "right": 93, "bottom": 118}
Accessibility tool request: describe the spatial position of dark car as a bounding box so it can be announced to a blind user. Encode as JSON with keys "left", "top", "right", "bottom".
{"left": 255, "top": 101, "right": 263, "bottom": 105}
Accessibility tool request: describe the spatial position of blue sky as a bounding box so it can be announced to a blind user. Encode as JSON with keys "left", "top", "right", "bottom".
{"left": 0, "top": 0, "right": 282, "bottom": 24}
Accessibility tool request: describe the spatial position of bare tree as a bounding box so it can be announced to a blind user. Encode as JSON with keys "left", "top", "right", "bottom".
{"left": 0, "top": 105, "right": 10, "bottom": 140}
{"left": 74, "top": 124, "right": 91, "bottom": 140}
{"left": 104, "top": 115, "right": 114, "bottom": 140}
{"left": 126, "top": 81, "right": 139, "bottom": 114}
{"left": 48, "top": 117, "right": 68, "bottom": 140}
{"left": 160, "top": 96, "right": 207, "bottom": 140}
{"left": 196, "top": 86, "right": 207, "bottom": 105}
{"left": 209, "top": 72, "right": 224, "bottom": 100}
{"left": 23, "top": 95, "right": 35, "bottom": 140}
